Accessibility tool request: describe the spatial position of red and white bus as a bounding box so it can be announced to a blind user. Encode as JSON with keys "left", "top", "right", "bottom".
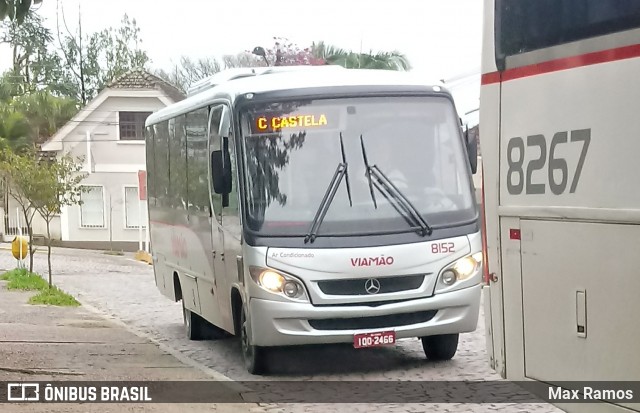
{"left": 480, "top": 1, "right": 640, "bottom": 412}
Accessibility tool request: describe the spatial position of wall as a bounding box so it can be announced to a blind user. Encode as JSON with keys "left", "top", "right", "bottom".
{"left": 60, "top": 95, "right": 167, "bottom": 168}
{"left": 52, "top": 91, "right": 170, "bottom": 244}
{"left": 1, "top": 198, "right": 62, "bottom": 241}
{"left": 65, "top": 171, "right": 148, "bottom": 244}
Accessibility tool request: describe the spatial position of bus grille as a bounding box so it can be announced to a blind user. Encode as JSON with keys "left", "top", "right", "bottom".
{"left": 308, "top": 310, "right": 437, "bottom": 331}
{"left": 317, "top": 274, "right": 426, "bottom": 296}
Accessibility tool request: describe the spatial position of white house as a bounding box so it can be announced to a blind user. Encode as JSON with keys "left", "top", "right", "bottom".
{"left": 39, "top": 69, "right": 185, "bottom": 251}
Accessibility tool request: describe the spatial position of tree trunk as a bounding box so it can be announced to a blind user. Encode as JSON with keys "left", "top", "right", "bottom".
{"left": 46, "top": 218, "right": 52, "bottom": 288}
{"left": 2, "top": 178, "right": 8, "bottom": 243}
{"left": 28, "top": 223, "right": 34, "bottom": 273}
{"left": 21, "top": 207, "right": 35, "bottom": 273}
{"left": 22, "top": 208, "right": 36, "bottom": 272}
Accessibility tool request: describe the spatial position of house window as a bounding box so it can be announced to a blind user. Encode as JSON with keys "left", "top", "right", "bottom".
{"left": 80, "top": 186, "right": 104, "bottom": 228}
{"left": 119, "top": 111, "right": 152, "bottom": 140}
{"left": 124, "top": 186, "right": 148, "bottom": 229}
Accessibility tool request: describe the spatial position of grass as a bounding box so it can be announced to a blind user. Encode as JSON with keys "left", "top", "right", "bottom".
{"left": 0, "top": 268, "right": 80, "bottom": 307}
{"left": 29, "top": 286, "right": 80, "bottom": 307}
{"left": 0, "top": 268, "right": 48, "bottom": 290}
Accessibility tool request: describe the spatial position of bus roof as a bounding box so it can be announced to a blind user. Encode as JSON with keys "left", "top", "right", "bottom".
{"left": 146, "top": 67, "right": 448, "bottom": 126}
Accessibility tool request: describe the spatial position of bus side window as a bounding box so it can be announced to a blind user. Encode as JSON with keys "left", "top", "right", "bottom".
{"left": 170, "top": 115, "right": 187, "bottom": 211}
{"left": 208, "top": 105, "right": 224, "bottom": 221}
{"left": 186, "top": 108, "right": 210, "bottom": 216}
{"left": 154, "top": 122, "right": 170, "bottom": 209}
{"left": 145, "top": 126, "right": 155, "bottom": 207}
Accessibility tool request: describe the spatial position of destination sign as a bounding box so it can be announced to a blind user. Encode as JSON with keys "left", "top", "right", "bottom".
{"left": 257, "top": 114, "right": 328, "bottom": 131}
{"left": 248, "top": 107, "right": 340, "bottom": 134}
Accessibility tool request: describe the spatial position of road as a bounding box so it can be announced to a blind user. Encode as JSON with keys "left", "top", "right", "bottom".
{"left": 0, "top": 245, "right": 564, "bottom": 412}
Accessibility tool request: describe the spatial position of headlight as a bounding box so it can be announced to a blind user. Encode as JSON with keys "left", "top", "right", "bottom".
{"left": 442, "top": 269, "right": 457, "bottom": 285}
{"left": 259, "top": 270, "right": 285, "bottom": 292}
{"left": 249, "top": 266, "right": 307, "bottom": 300}
{"left": 440, "top": 253, "right": 482, "bottom": 284}
{"left": 453, "top": 257, "right": 478, "bottom": 280}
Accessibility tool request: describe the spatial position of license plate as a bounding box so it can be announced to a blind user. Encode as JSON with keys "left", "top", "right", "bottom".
{"left": 353, "top": 330, "right": 396, "bottom": 348}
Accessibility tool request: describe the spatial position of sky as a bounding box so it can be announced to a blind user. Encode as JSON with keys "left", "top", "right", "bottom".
{"left": 1, "top": 0, "right": 484, "bottom": 125}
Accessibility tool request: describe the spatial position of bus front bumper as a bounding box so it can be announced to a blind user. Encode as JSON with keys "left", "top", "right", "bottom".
{"left": 248, "top": 283, "right": 482, "bottom": 347}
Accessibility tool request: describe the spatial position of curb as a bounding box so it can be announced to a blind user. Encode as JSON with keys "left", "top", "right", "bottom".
{"left": 77, "top": 298, "right": 250, "bottom": 394}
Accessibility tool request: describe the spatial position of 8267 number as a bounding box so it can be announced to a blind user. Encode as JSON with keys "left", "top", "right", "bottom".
{"left": 506, "top": 128, "right": 591, "bottom": 195}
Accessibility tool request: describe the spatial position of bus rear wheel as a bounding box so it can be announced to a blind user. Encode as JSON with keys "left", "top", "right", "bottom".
{"left": 421, "top": 334, "right": 459, "bottom": 361}
{"left": 240, "top": 307, "right": 267, "bottom": 375}
{"left": 183, "top": 301, "right": 205, "bottom": 340}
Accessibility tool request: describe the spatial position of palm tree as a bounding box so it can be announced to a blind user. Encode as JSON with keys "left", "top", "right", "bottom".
{"left": 0, "top": 107, "right": 32, "bottom": 153}
{"left": 12, "top": 91, "right": 78, "bottom": 144}
{"left": 311, "top": 41, "right": 411, "bottom": 71}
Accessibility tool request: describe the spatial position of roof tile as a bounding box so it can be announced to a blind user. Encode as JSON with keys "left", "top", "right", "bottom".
{"left": 107, "top": 68, "right": 185, "bottom": 102}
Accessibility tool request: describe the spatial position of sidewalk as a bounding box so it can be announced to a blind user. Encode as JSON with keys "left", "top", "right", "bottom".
{"left": 0, "top": 280, "right": 258, "bottom": 413}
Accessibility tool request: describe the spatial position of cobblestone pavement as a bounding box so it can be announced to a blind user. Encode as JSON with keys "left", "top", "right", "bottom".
{"left": 0, "top": 246, "right": 566, "bottom": 413}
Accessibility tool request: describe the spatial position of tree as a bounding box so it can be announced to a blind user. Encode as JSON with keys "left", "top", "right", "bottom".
{"left": 0, "top": 105, "right": 31, "bottom": 151}
{"left": 57, "top": 11, "right": 150, "bottom": 103}
{"left": 12, "top": 91, "right": 78, "bottom": 143}
{"left": 0, "top": 149, "right": 40, "bottom": 271}
{"left": 222, "top": 53, "right": 264, "bottom": 70}
{"left": 155, "top": 56, "right": 223, "bottom": 94}
{"left": 0, "top": 0, "right": 42, "bottom": 24}
{"left": 0, "top": 105, "right": 33, "bottom": 241}
{"left": 155, "top": 38, "right": 326, "bottom": 93}
{"left": 29, "top": 153, "right": 86, "bottom": 285}
{"left": 1, "top": 12, "right": 73, "bottom": 98}
{"left": 311, "top": 41, "right": 411, "bottom": 70}
{"left": 253, "top": 37, "right": 326, "bottom": 67}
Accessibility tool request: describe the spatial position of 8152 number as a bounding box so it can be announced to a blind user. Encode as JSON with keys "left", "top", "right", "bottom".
{"left": 506, "top": 128, "right": 591, "bottom": 195}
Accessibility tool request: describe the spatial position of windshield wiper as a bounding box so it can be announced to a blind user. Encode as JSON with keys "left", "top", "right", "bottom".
{"left": 304, "top": 133, "right": 352, "bottom": 243}
{"left": 359, "top": 135, "right": 433, "bottom": 237}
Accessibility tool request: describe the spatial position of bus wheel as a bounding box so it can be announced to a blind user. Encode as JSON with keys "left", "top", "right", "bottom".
{"left": 421, "top": 334, "right": 459, "bottom": 361}
{"left": 183, "top": 300, "right": 204, "bottom": 340}
{"left": 240, "top": 307, "right": 267, "bottom": 375}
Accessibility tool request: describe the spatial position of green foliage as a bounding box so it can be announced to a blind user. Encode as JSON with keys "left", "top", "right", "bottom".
{"left": 1, "top": 268, "right": 48, "bottom": 290}
{"left": 1, "top": 12, "right": 74, "bottom": 97}
{"left": 58, "top": 14, "right": 150, "bottom": 103}
{"left": 311, "top": 41, "right": 412, "bottom": 70}
{"left": 0, "top": 0, "right": 43, "bottom": 24}
{"left": 28, "top": 286, "right": 80, "bottom": 306}
{"left": 0, "top": 106, "right": 31, "bottom": 152}
{"left": 11, "top": 91, "right": 78, "bottom": 142}
{"left": 0, "top": 150, "right": 87, "bottom": 282}
{"left": 31, "top": 153, "right": 87, "bottom": 219}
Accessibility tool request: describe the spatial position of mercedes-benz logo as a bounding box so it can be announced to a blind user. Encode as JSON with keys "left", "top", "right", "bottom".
{"left": 364, "top": 278, "right": 381, "bottom": 295}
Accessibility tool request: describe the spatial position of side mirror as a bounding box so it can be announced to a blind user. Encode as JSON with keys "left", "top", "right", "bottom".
{"left": 211, "top": 150, "right": 232, "bottom": 194}
{"left": 466, "top": 126, "right": 478, "bottom": 174}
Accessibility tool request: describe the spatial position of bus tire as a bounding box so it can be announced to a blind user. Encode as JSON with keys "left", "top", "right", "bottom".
{"left": 421, "top": 334, "right": 459, "bottom": 361}
{"left": 240, "top": 306, "right": 267, "bottom": 375}
{"left": 183, "top": 300, "right": 205, "bottom": 340}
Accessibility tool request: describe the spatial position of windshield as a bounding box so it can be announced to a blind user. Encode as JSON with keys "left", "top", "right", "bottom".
{"left": 240, "top": 96, "right": 476, "bottom": 237}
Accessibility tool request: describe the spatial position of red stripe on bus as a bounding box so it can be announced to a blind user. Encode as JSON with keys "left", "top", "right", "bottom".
{"left": 481, "top": 43, "right": 640, "bottom": 85}
{"left": 480, "top": 162, "right": 490, "bottom": 285}
{"left": 481, "top": 72, "right": 501, "bottom": 85}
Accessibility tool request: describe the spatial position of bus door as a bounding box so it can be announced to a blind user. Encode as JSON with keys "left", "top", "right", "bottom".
{"left": 208, "top": 104, "right": 235, "bottom": 333}
{"left": 219, "top": 117, "right": 243, "bottom": 330}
